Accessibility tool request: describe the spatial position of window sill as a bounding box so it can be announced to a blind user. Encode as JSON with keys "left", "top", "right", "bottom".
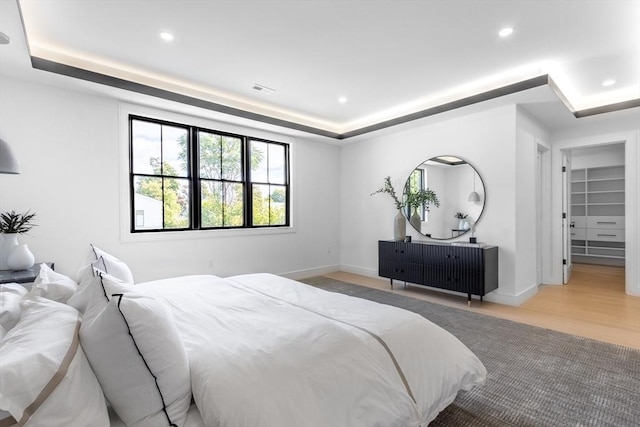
{"left": 120, "top": 225, "right": 296, "bottom": 243}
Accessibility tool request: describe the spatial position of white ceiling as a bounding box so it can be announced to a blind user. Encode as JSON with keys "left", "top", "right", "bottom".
{"left": 1, "top": 0, "right": 639, "bottom": 138}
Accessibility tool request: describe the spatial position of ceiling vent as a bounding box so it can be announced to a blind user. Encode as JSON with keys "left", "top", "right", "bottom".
{"left": 252, "top": 83, "right": 275, "bottom": 94}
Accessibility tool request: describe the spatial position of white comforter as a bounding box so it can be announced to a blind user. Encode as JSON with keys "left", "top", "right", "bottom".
{"left": 136, "top": 273, "right": 486, "bottom": 427}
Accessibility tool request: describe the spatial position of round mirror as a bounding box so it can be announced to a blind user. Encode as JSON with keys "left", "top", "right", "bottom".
{"left": 403, "top": 155, "right": 485, "bottom": 239}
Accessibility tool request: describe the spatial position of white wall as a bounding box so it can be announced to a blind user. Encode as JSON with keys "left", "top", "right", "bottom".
{"left": 0, "top": 76, "right": 342, "bottom": 282}
{"left": 340, "top": 105, "right": 543, "bottom": 305}
{"left": 571, "top": 144, "right": 625, "bottom": 169}
{"left": 515, "top": 109, "right": 552, "bottom": 297}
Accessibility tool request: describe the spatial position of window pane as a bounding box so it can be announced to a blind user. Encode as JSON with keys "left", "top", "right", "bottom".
{"left": 268, "top": 144, "right": 286, "bottom": 184}
{"left": 223, "top": 182, "right": 244, "bottom": 226}
{"left": 199, "top": 131, "right": 222, "bottom": 179}
{"left": 201, "top": 181, "right": 223, "bottom": 227}
{"left": 133, "top": 176, "right": 163, "bottom": 230}
{"left": 132, "top": 120, "right": 161, "bottom": 175}
{"left": 252, "top": 184, "right": 286, "bottom": 226}
{"left": 221, "top": 136, "right": 243, "bottom": 181}
{"left": 269, "top": 185, "right": 287, "bottom": 225}
{"left": 251, "top": 141, "right": 268, "bottom": 183}
{"left": 201, "top": 181, "right": 244, "bottom": 227}
{"left": 163, "top": 178, "right": 190, "bottom": 229}
{"left": 162, "top": 125, "right": 188, "bottom": 177}
{"left": 252, "top": 184, "right": 270, "bottom": 225}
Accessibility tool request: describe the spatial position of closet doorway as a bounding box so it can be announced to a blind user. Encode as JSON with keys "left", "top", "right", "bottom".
{"left": 568, "top": 143, "right": 626, "bottom": 292}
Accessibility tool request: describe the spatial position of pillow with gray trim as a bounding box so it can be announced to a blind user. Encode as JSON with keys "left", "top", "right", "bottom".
{"left": 0, "top": 296, "right": 109, "bottom": 427}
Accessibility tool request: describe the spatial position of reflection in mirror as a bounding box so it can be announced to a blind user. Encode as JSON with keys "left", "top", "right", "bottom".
{"left": 403, "top": 156, "right": 485, "bottom": 240}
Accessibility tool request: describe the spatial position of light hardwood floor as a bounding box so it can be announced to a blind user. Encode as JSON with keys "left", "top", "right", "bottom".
{"left": 326, "top": 263, "right": 640, "bottom": 350}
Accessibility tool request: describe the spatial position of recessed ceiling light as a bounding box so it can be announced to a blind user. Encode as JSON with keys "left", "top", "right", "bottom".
{"left": 602, "top": 79, "right": 616, "bottom": 87}
{"left": 498, "top": 27, "right": 514, "bottom": 38}
{"left": 338, "top": 96, "right": 348, "bottom": 104}
{"left": 159, "top": 32, "right": 174, "bottom": 42}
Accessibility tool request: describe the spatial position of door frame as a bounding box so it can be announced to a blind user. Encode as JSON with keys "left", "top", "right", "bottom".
{"left": 561, "top": 150, "right": 572, "bottom": 284}
{"left": 550, "top": 131, "right": 638, "bottom": 295}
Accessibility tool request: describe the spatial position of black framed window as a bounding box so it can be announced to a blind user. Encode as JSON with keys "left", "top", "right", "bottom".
{"left": 129, "top": 115, "right": 290, "bottom": 232}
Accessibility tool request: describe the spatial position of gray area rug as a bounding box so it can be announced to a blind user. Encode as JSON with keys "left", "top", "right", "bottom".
{"left": 300, "top": 277, "right": 640, "bottom": 427}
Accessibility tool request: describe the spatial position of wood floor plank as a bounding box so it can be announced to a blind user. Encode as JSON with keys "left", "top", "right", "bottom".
{"left": 326, "top": 263, "right": 640, "bottom": 350}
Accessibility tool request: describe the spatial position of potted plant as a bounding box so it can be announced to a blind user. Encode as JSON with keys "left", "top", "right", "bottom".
{"left": 0, "top": 210, "right": 37, "bottom": 270}
{"left": 371, "top": 176, "right": 405, "bottom": 210}
{"left": 371, "top": 177, "right": 407, "bottom": 241}
{"left": 454, "top": 212, "right": 468, "bottom": 230}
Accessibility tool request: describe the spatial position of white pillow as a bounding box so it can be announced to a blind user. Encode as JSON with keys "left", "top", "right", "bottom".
{"left": 0, "top": 296, "right": 109, "bottom": 427}
{"left": 31, "top": 263, "right": 77, "bottom": 303}
{"left": 67, "top": 263, "right": 107, "bottom": 314}
{"left": 82, "top": 270, "right": 131, "bottom": 328}
{"left": 0, "top": 283, "right": 28, "bottom": 340}
{"left": 80, "top": 288, "right": 191, "bottom": 427}
{"left": 68, "top": 243, "right": 135, "bottom": 314}
{"left": 91, "top": 245, "right": 134, "bottom": 284}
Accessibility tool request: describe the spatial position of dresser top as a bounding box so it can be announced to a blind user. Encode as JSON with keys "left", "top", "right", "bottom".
{"left": 379, "top": 240, "right": 497, "bottom": 249}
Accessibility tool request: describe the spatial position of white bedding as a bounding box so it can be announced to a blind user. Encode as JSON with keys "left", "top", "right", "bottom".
{"left": 109, "top": 404, "right": 204, "bottom": 427}
{"left": 135, "top": 273, "right": 486, "bottom": 427}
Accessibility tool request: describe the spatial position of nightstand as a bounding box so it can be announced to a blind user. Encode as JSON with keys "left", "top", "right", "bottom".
{"left": 0, "top": 263, "right": 54, "bottom": 285}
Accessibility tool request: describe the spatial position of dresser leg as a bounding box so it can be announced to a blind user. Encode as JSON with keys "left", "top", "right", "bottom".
{"left": 390, "top": 279, "right": 393, "bottom": 289}
{"left": 467, "top": 293, "right": 471, "bottom": 307}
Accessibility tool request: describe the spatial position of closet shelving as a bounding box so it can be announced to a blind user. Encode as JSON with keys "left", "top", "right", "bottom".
{"left": 570, "top": 165, "right": 625, "bottom": 266}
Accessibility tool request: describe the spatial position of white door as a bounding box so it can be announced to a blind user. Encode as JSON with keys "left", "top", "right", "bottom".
{"left": 562, "top": 151, "right": 573, "bottom": 284}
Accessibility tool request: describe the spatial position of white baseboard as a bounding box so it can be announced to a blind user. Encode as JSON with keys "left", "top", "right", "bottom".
{"left": 284, "top": 263, "right": 540, "bottom": 307}
{"left": 338, "top": 264, "right": 378, "bottom": 278}
{"left": 281, "top": 264, "right": 340, "bottom": 280}
{"left": 484, "top": 283, "right": 539, "bottom": 306}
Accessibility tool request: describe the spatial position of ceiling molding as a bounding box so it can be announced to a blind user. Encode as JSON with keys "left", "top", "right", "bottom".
{"left": 340, "top": 75, "right": 551, "bottom": 139}
{"left": 30, "top": 56, "right": 341, "bottom": 139}
{"left": 29, "top": 56, "right": 639, "bottom": 140}
{"left": 574, "top": 99, "right": 640, "bottom": 118}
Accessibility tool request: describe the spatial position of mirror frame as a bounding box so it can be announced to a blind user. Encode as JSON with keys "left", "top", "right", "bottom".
{"left": 403, "top": 155, "right": 486, "bottom": 240}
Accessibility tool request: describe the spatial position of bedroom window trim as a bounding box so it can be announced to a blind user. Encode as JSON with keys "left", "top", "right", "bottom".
{"left": 121, "top": 104, "right": 295, "bottom": 241}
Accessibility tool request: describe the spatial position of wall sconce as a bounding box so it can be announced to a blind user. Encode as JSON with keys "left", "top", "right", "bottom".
{"left": 468, "top": 171, "right": 480, "bottom": 202}
{"left": 0, "top": 138, "right": 21, "bottom": 174}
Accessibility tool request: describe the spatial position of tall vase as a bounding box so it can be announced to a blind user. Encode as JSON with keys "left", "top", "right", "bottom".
{"left": 409, "top": 207, "right": 421, "bottom": 232}
{"left": 0, "top": 233, "right": 19, "bottom": 270}
{"left": 7, "top": 244, "right": 35, "bottom": 271}
{"left": 394, "top": 209, "right": 406, "bottom": 241}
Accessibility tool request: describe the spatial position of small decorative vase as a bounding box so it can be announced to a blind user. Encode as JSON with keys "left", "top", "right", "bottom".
{"left": 409, "top": 207, "right": 421, "bottom": 232}
{"left": 7, "top": 244, "right": 35, "bottom": 271}
{"left": 458, "top": 219, "right": 465, "bottom": 230}
{"left": 0, "top": 233, "right": 19, "bottom": 270}
{"left": 394, "top": 209, "right": 406, "bottom": 241}
{"left": 463, "top": 220, "right": 470, "bottom": 230}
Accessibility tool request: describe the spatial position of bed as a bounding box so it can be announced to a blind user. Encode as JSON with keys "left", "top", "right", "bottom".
{"left": 0, "top": 246, "right": 486, "bottom": 427}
